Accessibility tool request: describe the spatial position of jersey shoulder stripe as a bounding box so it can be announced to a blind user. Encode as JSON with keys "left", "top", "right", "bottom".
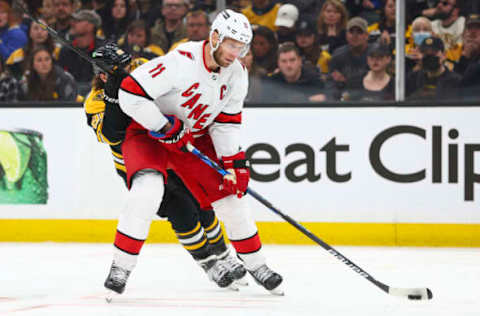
{"left": 120, "top": 75, "right": 153, "bottom": 100}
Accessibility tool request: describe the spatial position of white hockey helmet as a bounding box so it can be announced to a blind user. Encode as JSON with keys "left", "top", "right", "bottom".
{"left": 210, "top": 9, "right": 253, "bottom": 58}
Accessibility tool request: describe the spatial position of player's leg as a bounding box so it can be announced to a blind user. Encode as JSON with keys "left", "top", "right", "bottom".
{"left": 104, "top": 122, "right": 168, "bottom": 298}
{"left": 158, "top": 171, "right": 235, "bottom": 288}
{"left": 171, "top": 136, "right": 283, "bottom": 294}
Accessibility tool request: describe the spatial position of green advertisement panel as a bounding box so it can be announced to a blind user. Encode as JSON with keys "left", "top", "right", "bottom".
{"left": 0, "top": 129, "right": 48, "bottom": 204}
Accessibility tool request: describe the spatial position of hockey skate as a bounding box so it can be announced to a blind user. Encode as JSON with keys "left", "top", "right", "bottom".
{"left": 217, "top": 250, "right": 248, "bottom": 286}
{"left": 104, "top": 262, "right": 131, "bottom": 303}
{"left": 199, "top": 256, "right": 236, "bottom": 289}
{"left": 248, "top": 264, "right": 284, "bottom": 296}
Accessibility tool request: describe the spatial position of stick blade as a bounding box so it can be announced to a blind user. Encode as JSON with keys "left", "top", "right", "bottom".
{"left": 389, "top": 287, "right": 433, "bottom": 300}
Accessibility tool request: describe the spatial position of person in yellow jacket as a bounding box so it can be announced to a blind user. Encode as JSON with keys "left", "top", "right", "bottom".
{"left": 242, "top": 0, "right": 281, "bottom": 31}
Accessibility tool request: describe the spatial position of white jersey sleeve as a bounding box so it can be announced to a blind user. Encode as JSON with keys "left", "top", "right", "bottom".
{"left": 118, "top": 54, "right": 179, "bottom": 131}
{"left": 209, "top": 63, "right": 248, "bottom": 158}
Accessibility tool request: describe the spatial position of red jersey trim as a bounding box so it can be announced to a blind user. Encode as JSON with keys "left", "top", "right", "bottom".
{"left": 214, "top": 112, "right": 242, "bottom": 124}
{"left": 114, "top": 230, "right": 145, "bottom": 255}
{"left": 229, "top": 232, "right": 261, "bottom": 254}
{"left": 120, "top": 75, "right": 153, "bottom": 100}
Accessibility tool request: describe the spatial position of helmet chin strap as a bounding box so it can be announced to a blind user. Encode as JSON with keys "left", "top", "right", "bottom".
{"left": 209, "top": 32, "right": 223, "bottom": 67}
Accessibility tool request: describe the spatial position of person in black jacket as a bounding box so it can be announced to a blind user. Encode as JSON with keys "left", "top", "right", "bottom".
{"left": 406, "top": 36, "right": 462, "bottom": 101}
{"left": 256, "top": 42, "right": 326, "bottom": 103}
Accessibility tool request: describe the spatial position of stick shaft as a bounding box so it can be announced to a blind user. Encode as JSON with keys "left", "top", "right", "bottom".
{"left": 186, "top": 144, "right": 390, "bottom": 294}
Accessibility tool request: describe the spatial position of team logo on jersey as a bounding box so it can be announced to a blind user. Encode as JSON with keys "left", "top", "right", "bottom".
{"left": 180, "top": 82, "right": 211, "bottom": 129}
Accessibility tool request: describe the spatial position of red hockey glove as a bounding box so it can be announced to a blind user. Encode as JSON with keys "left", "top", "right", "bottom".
{"left": 149, "top": 115, "right": 193, "bottom": 152}
{"left": 221, "top": 151, "right": 250, "bottom": 198}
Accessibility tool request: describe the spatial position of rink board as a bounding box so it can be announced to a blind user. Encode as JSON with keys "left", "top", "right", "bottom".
{"left": 0, "top": 107, "right": 479, "bottom": 246}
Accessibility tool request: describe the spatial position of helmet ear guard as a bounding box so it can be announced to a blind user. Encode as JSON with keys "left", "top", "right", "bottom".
{"left": 92, "top": 42, "right": 132, "bottom": 74}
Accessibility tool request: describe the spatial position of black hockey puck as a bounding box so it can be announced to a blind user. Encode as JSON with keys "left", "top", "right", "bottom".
{"left": 408, "top": 294, "right": 422, "bottom": 300}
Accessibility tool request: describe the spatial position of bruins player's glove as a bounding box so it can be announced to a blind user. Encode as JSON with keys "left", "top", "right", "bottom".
{"left": 149, "top": 115, "right": 193, "bottom": 153}
{"left": 221, "top": 151, "right": 250, "bottom": 198}
{"left": 104, "top": 69, "right": 128, "bottom": 103}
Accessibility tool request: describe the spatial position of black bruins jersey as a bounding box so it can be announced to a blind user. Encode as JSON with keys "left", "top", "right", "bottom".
{"left": 84, "top": 87, "right": 130, "bottom": 184}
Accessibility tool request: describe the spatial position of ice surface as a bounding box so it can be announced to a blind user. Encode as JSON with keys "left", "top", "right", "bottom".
{"left": 0, "top": 243, "right": 478, "bottom": 315}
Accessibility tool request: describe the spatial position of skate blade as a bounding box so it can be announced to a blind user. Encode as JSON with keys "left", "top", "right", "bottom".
{"left": 227, "top": 282, "right": 240, "bottom": 291}
{"left": 105, "top": 290, "right": 120, "bottom": 303}
{"left": 269, "top": 286, "right": 285, "bottom": 296}
{"left": 234, "top": 275, "right": 249, "bottom": 286}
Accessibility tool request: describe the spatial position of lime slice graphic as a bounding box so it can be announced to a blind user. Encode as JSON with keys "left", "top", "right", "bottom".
{"left": 0, "top": 131, "right": 31, "bottom": 183}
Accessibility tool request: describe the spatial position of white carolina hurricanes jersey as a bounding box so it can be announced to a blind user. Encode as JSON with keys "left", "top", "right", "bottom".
{"left": 118, "top": 40, "right": 248, "bottom": 158}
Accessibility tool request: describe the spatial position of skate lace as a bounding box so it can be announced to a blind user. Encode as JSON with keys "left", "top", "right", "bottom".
{"left": 222, "top": 254, "right": 242, "bottom": 270}
{"left": 252, "top": 265, "right": 272, "bottom": 283}
{"left": 209, "top": 260, "right": 229, "bottom": 281}
{"left": 110, "top": 266, "right": 128, "bottom": 285}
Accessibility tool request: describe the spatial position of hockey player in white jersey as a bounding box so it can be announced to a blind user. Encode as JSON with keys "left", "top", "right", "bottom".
{"left": 104, "top": 9, "right": 284, "bottom": 297}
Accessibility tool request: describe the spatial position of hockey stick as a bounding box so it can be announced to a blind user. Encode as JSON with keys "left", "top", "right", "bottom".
{"left": 185, "top": 143, "right": 433, "bottom": 301}
{"left": 13, "top": 1, "right": 113, "bottom": 74}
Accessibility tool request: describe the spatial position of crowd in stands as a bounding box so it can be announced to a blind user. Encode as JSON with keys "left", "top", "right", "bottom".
{"left": 1, "top": 0, "right": 480, "bottom": 104}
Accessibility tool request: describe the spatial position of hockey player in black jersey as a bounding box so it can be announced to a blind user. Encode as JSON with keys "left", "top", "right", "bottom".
{"left": 83, "top": 43, "right": 247, "bottom": 299}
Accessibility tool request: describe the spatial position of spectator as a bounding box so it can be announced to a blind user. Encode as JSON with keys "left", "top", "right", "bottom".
{"left": 41, "top": 0, "right": 57, "bottom": 25}
{"left": 327, "top": 17, "right": 370, "bottom": 99}
{"left": 52, "top": 0, "right": 75, "bottom": 40}
{"left": 251, "top": 25, "right": 278, "bottom": 74}
{"left": 118, "top": 19, "right": 164, "bottom": 59}
{"left": 239, "top": 47, "right": 266, "bottom": 102}
{"left": 0, "top": 1, "right": 28, "bottom": 61}
{"left": 345, "top": 0, "right": 383, "bottom": 24}
{"left": 406, "top": 0, "right": 438, "bottom": 23}
{"left": 458, "top": 14, "right": 480, "bottom": 97}
{"left": 170, "top": 9, "right": 210, "bottom": 51}
{"left": 257, "top": 42, "right": 326, "bottom": 103}
{"left": 431, "top": 0, "right": 465, "bottom": 62}
{"left": 274, "top": 3, "right": 299, "bottom": 44}
{"left": 343, "top": 43, "right": 394, "bottom": 101}
{"left": 406, "top": 16, "right": 433, "bottom": 73}
{"left": 150, "top": 0, "right": 188, "bottom": 53}
{"left": 295, "top": 18, "right": 331, "bottom": 75}
{"left": 57, "top": 9, "right": 105, "bottom": 84}
{"left": 6, "top": 19, "right": 60, "bottom": 80}
{"left": 368, "top": 0, "right": 396, "bottom": 47}
{"left": 316, "top": 0, "right": 348, "bottom": 54}
{"left": 21, "top": 46, "right": 79, "bottom": 101}
{"left": 287, "top": 0, "right": 324, "bottom": 22}
{"left": 242, "top": 0, "right": 281, "bottom": 31}
{"left": 406, "top": 37, "right": 461, "bottom": 101}
{"left": 0, "top": 57, "right": 20, "bottom": 102}
{"left": 98, "top": 0, "right": 131, "bottom": 42}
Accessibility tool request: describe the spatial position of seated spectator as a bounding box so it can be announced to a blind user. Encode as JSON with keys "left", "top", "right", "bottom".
{"left": 406, "top": 16, "right": 433, "bottom": 73}
{"left": 0, "top": 1, "right": 28, "bottom": 61}
{"left": 406, "top": 0, "right": 438, "bottom": 23}
{"left": 295, "top": 18, "right": 331, "bottom": 75}
{"left": 0, "top": 58, "right": 20, "bottom": 102}
{"left": 274, "top": 3, "right": 299, "bottom": 44}
{"left": 6, "top": 19, "right": 60, "bottom": 80}
{"left": 406, "top": 37, "right": 461, "bottom": 101}
{"left": 287, "top": 0, "right": 323, "bottom": 22}
{"left": 150, "top": 0, "right": 188, "bottom": 53}
{"left": 118, "top": 19, "right": 165, "bottom": 59}
{"left": 57, "top": 9, "right": 105, "bottom": 84}
{"left": 368, "top": 0, "right": 396, "bottom": 47}
{"left": 458, "top": 15, "right": 480, "bottom": 97}
{"left": 40, "top": 0, "right": 56, "bottom": 25}
{"left": 52, "top": 0, "right": 75, "bottom": 40}
{"left": 242, "top": 0, "right": 281, "bottom": 31}
{"left": 431, "top": 0, "right": 465, "bottom": 62}
{"left": 316, "top": 0, "right": 348, "bottom": 54}
{"left": 98, "top": 0, "right": 131, "bottom": 42}
{"left": 343, "top": 43, "right": 394, "bottom": 101}
{"left": 255, "top": 42, "right": 326, "bottom": 103}
{"left": 327, "top": 17, "right": 370, "bottom": 100}
{"left": 20, "top": 46, "right": 79, "bottom": 101}
{"left": 251, "top": 25, "right": 278, "bottom": 74}
{"left": 170, "top": 9, "right": 210, "bottom": 51}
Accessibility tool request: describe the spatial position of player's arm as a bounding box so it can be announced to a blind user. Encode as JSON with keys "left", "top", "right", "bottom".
{"left": 209, "top": 66, "right": 249, "bottom": 197}
{"left": 83, "top": 88, "right": 114, "bottom": 144}
{"left": 118, "top": 55, "right": 177, "bottom": 132}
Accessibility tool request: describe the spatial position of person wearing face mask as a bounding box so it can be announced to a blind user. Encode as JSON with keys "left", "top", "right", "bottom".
{"left": 406, "top": 36, "right": 461, "bottom": 101}
{"left": 406, "top": 16, "right": 434, "bottom": 73}
{"left": 431, "top": 0, "right": 465, "bottom": 62}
